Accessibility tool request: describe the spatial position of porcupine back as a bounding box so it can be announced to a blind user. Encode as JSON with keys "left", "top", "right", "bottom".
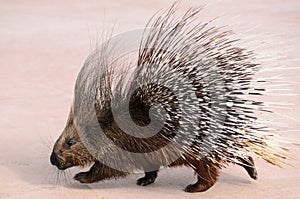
{"left": 73, "top": 6, "right": 289, "bottom": 172}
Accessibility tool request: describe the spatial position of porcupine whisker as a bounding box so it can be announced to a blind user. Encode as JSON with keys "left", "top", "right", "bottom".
{"left": 55, "top": 170, "right": 61, "bottom": 186}
{"left": 37, "top": 135, "right": 63, "bottom": 185}
{"left": 39, "top": 137, "right": 53, "bottom": 151}
{"left": 49, "top": 166, "right": 59, "bottom": 184}
{"left": 58, "top": 170, "right": 67, "bottom": 187}
{"left": 40, "top": 162, "right": 57, "bottom": 185}
{"left": 64, "top": 170, "right": 75, "bottom": 188}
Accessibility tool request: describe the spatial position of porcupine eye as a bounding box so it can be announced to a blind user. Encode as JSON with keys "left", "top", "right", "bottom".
{"left": 65, "top": 138, "right": 76, "bottom": 148}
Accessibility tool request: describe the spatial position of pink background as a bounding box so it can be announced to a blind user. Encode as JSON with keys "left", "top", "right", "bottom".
{"left": 0, "top": 0, "right": 299, "bottom": 198}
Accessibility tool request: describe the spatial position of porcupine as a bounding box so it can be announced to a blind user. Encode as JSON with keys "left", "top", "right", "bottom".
{"left": 50, "top": 5, "right": 289, "bottom": 192}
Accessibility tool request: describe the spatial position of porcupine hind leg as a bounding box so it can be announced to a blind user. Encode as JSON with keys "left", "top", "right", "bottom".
{"left": 184, "top": 157, "right": 220, "bottom": 193}
{"left": 74, "top": 161, "right": 129, "bottom": 183}
{"left": 136, "top": 165, "right": 160, "bottom": 186}
{"left": 236, "top": 156, "right": 258, "bottom": 180}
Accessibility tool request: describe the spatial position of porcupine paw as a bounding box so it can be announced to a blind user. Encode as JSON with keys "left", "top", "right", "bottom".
{"left": 74, "top": 172, "right": 94, "bottom": 183}
{"left": 136, "top": 171, "right": 157, "bottom": 186}
{"left": 184, "top": 183, "right": 213, "bottom": 193}
{"left": 136, "top": 176, "right": 156, "bottom": 186}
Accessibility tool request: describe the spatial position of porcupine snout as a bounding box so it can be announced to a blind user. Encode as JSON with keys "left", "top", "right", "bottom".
{"left": 50, "top": 151, "right": 67, "bottom": 170}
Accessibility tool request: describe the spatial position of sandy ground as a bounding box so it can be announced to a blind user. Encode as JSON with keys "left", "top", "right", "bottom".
{"left": 0, "top": 0, "right": 300, "bottom": 198}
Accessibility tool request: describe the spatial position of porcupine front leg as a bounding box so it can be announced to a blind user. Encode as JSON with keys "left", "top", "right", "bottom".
{"left": 184, "top": 158, "right": 220, "bottom": 193}
{"left": 74, "top": 161, "right": 129, "bottom": 183}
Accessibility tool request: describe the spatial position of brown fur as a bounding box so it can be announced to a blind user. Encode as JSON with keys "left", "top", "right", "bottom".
{"left": 51, "top": 109, "right": 257, "bottom": 192}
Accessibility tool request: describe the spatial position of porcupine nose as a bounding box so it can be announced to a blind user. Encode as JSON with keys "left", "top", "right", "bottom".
{"left": 50, "top": 152, "right": 59, "bottom": 166}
